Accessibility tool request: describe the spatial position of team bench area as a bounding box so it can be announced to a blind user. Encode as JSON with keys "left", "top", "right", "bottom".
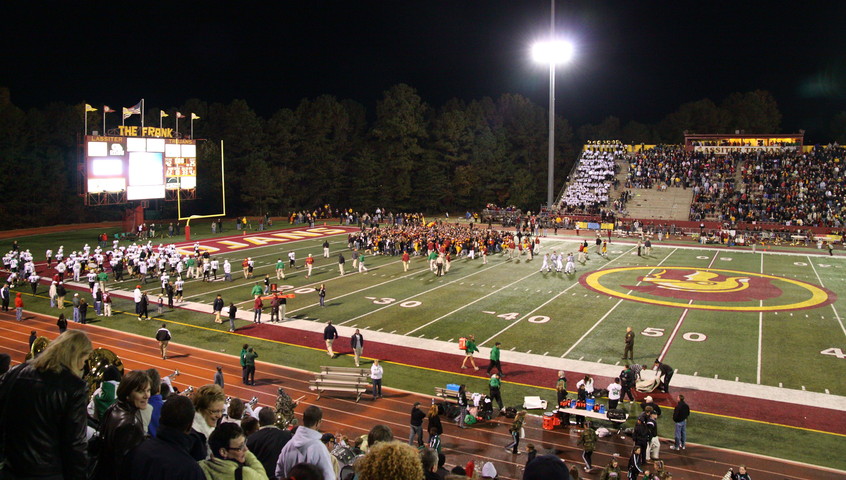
{"left": 309, "top": 366, "right": 371, "bottom": 403}
{"left": 433, "top": 386, "right": 474, "bottom": 404}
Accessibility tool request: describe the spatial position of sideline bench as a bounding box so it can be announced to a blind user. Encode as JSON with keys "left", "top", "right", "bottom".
{"left": 320, "top": 366, "right": 370, "bottom": 378}
{"left": 433, "top": 386, "right": 473, "bottom": 404}
{"left": 310, "top": 366, "right": 370, "bottom": 403}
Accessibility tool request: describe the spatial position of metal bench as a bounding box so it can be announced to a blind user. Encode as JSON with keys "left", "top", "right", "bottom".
{"left": 433, "top": 386, "right": 472, "bottom": 404}
{"left": 310, "top": 366, "right": 371, "bottom": 403}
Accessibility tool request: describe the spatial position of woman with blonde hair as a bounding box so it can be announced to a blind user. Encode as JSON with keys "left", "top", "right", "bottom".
{"left": 356, "top": 441, "right": 424, "bottom": 480}
{"left": 0, "top": 330, "right": 92, "bottom": 479}
{"left": 504, "top": 410, "right": 527, "bottom": 454}
{"left": 426, "top": 403, "right": 443, "bottom": 444}
{"left": 192, "top": 384, "right": 226, "bottom": 441}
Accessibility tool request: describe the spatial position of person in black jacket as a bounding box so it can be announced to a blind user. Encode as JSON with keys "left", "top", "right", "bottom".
{"left": 409, "top": 402, "right": 426, "bottom": 447}
{"left": 129, "top": 395, "right": 205, "bottom": 480}
{"left": 670, "top": 394, "right": 690, "bottom": 451}
{"left": 654, "top": 359, "right": 674, "bottom": 393}
{"left": 632, "top": 418, "right": 650, "bottom": 466}
{"left": 246, "top": 406, "right": 293, "bottom": 477}
{"left": 0, "top": 330, "right": 93, "bottom": 480}
{"left": 95, "top": 370, "right": 150, "bottom": 480}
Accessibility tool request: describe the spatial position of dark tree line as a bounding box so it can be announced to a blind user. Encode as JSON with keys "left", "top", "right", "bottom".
{"left": 0, "top": 84, "right": 817, "bottom": 230}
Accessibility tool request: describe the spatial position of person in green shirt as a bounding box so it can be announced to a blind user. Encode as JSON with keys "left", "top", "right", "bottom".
{"left": 579, "top": 420, "right": 599, "bottom": 472}
{"left": 461, "top": 334, "right": 480, "bottom": 370}
{"left": 486, "top": 341, "right": 504, "bottom": 376}
{"left": 244, "top": 346, "right": 258, "bottom": 385}
{"left": 358, "top": 253, "right": 367, "bottom": 273}
{"left": 488, "top": 373, "right": 504, "bottom": 411}
{"left": 275, "top": 258, "right": 285, "bottom": 279}
{"left": 250, "top": 282, "right": 263, "bottom": 297}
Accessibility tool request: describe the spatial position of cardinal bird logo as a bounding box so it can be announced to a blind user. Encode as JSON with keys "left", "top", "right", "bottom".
{"left": 626, "top": 269, "right": 780, "bottom": 301}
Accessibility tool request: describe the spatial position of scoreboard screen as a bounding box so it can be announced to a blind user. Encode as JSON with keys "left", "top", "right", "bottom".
{"left": 85, "top": 135, "right": 197, "bottom": 199}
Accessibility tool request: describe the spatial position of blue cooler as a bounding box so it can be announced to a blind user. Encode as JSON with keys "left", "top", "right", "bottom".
{"left": 598, "top": 404, "right": 606, "bottom": 414}
{"left": 585, "top": 398, "right": 595, "bottom": 411}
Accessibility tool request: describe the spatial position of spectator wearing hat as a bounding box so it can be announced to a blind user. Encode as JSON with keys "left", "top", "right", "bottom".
{"left": 481, "top": 462, "right": 498, "bottom": 479}
{"left": 523, "top": 454, "right": 571, "bottom": 480}
{"left": 409, "top": 401, "right": 426, "bottom": 447}
{"left": 320, "top": 432, "right": 341, "bottom": 480}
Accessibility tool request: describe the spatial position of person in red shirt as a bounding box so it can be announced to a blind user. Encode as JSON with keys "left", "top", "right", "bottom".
{"left": 253, "top": 296, "right": 263, "bottom": 324}
{"left": 305, "top": 254, "right": 315, "bottom": 278}
{"left": 14, "top": 292, "right": 24, "bottom": 321}
{"left": 402, "top": 251, "right": 410, "bottom": 272}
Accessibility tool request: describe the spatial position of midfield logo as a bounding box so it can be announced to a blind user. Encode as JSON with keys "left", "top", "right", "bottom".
{"left": 581, "top": 266, "right": 836, "bottom": 312}
{"left": 625, "top": 269, "right": 781, "bottom": 302}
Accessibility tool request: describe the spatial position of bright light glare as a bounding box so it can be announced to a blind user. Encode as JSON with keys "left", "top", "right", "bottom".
{"left": 532, "top": 40, "right": 574, "bottom": 65}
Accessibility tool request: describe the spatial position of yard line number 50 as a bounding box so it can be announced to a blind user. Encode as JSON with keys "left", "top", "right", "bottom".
{"left": 641, "top": 327, "right": 707, "bottom": 342}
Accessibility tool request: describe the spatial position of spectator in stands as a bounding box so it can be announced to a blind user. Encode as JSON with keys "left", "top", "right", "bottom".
{"left": 366, "top": 424, "right": 394, "bottom": 451}
{"left": 200, "top": 422, "right": 267, "bottom": 480}
{"left": 275, "top": 405, "right": 335, "bottom": 480}
{"left": 285, "top": 463, "right": 324, "bottom": 480}
{"left": 192, "top": 384, "right": 227, "bottom": 444}
{"left": 95, "top": 369, "right": 150, "bottom": 480}
{"left": 420, "top": 447, "right": 440, "bottom": 480}
{"left": 355, "top": 441, "right": 423, "bottom": 480}
{"left": 0, "top": 330, "right": 92, "bottom": 480}
{"left": 241, "top": 416, "right": 260, "bottom": 437}
{"left": 247, "top": 406, "right": 293, "bottom": 477}
{"left": 727, "top": 465, "right": 752, "bottom": 480}
{"left": 523, "top": 454, "right": 571, "bottom": 480}
{"left": 145, "top": 368, "right": 164, "bottom": 437}
{"left": 129, "top": 395, "right": 205, "bottom": 480}
{"left": 320, "top": 433, "right": 341, "bottom": 480}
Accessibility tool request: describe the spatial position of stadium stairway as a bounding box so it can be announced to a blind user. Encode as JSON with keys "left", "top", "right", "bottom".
{"left": 624, "top": 187, "right": 694, "bottom": 221}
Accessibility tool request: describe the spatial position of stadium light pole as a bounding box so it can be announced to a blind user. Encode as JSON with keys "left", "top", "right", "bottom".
{"left": 533, "top": 40, "right": 574, "bottom": 209}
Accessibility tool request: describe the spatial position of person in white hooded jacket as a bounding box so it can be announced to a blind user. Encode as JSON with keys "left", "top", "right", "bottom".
{"left": 275, "top": 405, "right": 335, "bottom": 480}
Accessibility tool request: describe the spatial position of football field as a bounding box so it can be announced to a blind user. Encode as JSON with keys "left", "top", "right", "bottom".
{"left": 97, "top": 227, "right": 846, "bottom": 397}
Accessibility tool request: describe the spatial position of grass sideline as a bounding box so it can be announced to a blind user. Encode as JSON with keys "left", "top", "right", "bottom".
{"left": 11, "top": 288, "right": 846, "bottom": 472}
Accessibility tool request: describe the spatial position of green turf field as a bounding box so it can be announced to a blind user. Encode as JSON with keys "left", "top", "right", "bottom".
{"left": 7, "top": 223, "right": 846, "bottom": 395}
{"left": 6, "top": 223, "right": 846, "bottom": 470}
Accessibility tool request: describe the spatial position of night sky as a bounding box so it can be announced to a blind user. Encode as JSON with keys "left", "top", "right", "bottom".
{"left": 3, "top": 1, "right": 846, "bottom": 140}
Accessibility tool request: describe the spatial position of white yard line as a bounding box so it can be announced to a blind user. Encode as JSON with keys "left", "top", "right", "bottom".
{"left": 561, "top": 245, "right": 668, "bottom": 357}
{"left": 657, "top": 250, "right": 719, "bottom": 361}
{"left": 757, "top": 252, "right": 764, "bottom": 384}
{"left": 807, "top": 255, "right": 846, "bottom": 338}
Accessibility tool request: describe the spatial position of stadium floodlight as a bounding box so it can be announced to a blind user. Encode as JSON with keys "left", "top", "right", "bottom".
{"left": 532, "top": 38, "right": 574, "bottom": 209}
{"left": 531, "top": 40, "right": 574, "bottom": 65}
{"left": 532, "top": 38, "right": 575, "bottom": 208}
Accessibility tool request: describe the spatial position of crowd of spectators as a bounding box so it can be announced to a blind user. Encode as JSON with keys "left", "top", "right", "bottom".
{"left": 558, "top": 142, "right": 623, "bottom": 216}
{"left": 621, "top": 143, "right": 846, "bottom": 228}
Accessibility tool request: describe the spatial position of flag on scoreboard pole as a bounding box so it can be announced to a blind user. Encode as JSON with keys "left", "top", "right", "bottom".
{"left": 84, "top": 104, "right": 97, "bottom": 135}
{"left": 190, "top": 113, "right": 200, "bottom": 139}
{"left": 175, "top": 112, "right": 185, "bottom": 136}
{"left": 160, "top": 110, "right": 169, "bottom": 129}
{"left": 103, "top": 106, "right": 115, "bottom": 133}
{"left": 123, "top": 101, "right": 141, "bottom": 119}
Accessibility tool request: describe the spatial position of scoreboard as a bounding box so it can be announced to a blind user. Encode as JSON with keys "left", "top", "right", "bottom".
{"left": 85, "top": 135, "right": 197, "bottom": 200}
